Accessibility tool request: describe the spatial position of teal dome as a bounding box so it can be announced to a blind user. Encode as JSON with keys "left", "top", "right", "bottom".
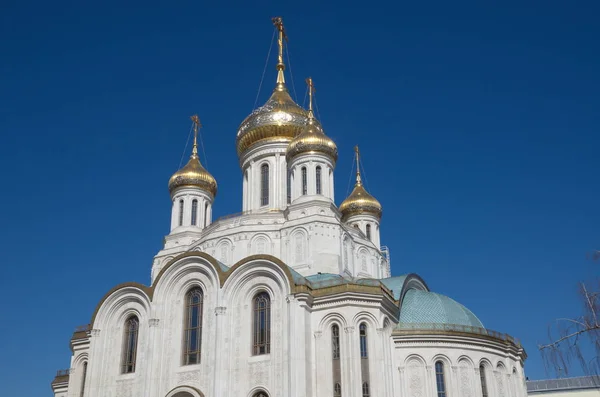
{"left": 399, "top": 289, "right": 484, "bottom": 328}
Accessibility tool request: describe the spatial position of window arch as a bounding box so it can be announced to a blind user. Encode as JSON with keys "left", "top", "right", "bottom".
{"left": 334, "top": 382, "right": 341, "bottom": 397}
{"left": 260, "top": 164, "right": 269, "bottom": 206}
{"left": 332, "top": 324, "right": 340, "bottom": 359}
{"left": 252, "top": 392, "right": 269, "bottom": 397}
{"left": 301, "top": 166, "right": 307, "bottom": 195}
{"left": 435, "top": 361, "right": 447, "bottom": 397}
{"left": 316, "top": 166, "right": 322, "bottom": 194}
{"left": 191, "top": 199, "right": 198, "bottom": 226}
{"left": 366, "top": 224, "right": 371, "bottom": 240}
{"left": 121, "top": 316, "right": 139, "bottom": 373}
{"left": 183, "top": 287, "right": 203, "bottom": 365}
{"left": 178, "top": 199, "right": 184, "bottom": 226}
{"left": 80, "top": 362, "right": 87, "bottom": 397}
{"left": 252, "top": 292, "right": 271, "bottom": 355}
{"left": 480, "top": 364, "right": 489, "bottom": 397}
{"left": 362, "top": 382, "right": 370, "bottom": 397}
{"left": 359, "top": 323, "right": 368, "bottom": 358}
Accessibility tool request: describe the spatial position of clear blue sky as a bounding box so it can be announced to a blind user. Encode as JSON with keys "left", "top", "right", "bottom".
{"left": 1, "top": 1, "right": 598, "bottom": 395}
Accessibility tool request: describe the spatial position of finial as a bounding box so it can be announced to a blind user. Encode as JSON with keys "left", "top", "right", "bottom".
{"left": 190, "top": 114, "right": 201, "bottom": 158}
{"left": 354, "top": 145, "right": 362, "bottom": 185}
{"left": 272, "top": 16, "right": 287, "bottom": 90}
{"left": 306, "top": 77, "right": 315, "bottom": 116}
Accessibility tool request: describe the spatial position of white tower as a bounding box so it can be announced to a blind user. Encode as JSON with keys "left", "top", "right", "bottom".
{"left": 236, "top": 17, "right": 310, "bottom": 212}
{"left": 286, "top": 77, "right": 337, "bottom": 204}
{"left": 167, "top": 115, "right": 217, "bottom": 234}
{"left": 339, "top": 147, "right": 383, "bottom": 248}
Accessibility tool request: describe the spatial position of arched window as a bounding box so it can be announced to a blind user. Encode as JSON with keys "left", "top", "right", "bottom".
{"left": 362, "top": 382, "right": 370, "bottom": 397}
{"left": 316, "top": 166, "right": 322, "bottom": 194}
{"left": 183, "top": 287, "right": 203, "bottom": 365}
{"left": 435, "top": 361, "right": 447, "bottom": 397}
{"left": 253, "top": 292, "right": 271, "bottom": 355}
{"left": 121, "top": 316, "right": 139, "bottom": 373}
{"left": 366, "top": 224, "right": 371, "bottom": 240}
{"left": 178, "top": 199, "right": 184, "bottom": 226}
{"left": 334, "top": 382, "right": 342, "bottom": 397}
{"left": 332, "top": 324, "right": 340, "bottom": 359}
{"left": 359, "top": 323, "right": 368, "bottom": 358}
{"left": 301, "top": 167, "right": 307, "bottom": 195}
{"left": 204, "top": 202, "right": 209, "bottom": 227}
{"left": 260, "top": 164, "right": 269, "bottom": 206}
{"left": 80, "top": 362, "right": 87, "bottom": 397}
{"left": 480, "top": 365, "right": 489, "bottom": 397}
{"left": 253, "top": 392, "right": 269, "bottom": 397}
{"left": 191, "top": 199, "right": 198, "bottom": 226}
{"left": 287, "top": 170, "right": 292, "bottom": 204}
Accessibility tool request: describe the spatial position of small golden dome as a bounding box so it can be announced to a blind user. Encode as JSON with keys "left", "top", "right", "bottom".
{"left": 237, "top": 84, "right": 308, "bottom": 157}
{"left": 168, "top": 116, "right": 217, "bottom": 197}
{"left": 339, "top": 147, "right": 382, "bottom": 220}
{"left": 286, "top": 77, "right": 338, "bottom": 163}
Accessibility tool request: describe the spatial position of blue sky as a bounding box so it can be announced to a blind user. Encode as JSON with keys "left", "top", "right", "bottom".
{"left": 1, "top": 0, "right": 598, "bottom": 395}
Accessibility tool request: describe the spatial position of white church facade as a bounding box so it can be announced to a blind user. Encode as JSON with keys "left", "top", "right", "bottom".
{"left": 51, "top": 17, "right": 527, "bottom": 397}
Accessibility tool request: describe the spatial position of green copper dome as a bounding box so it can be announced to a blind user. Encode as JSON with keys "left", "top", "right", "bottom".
{"left": 399, "top": 289, "right": 484, "bottom": 328}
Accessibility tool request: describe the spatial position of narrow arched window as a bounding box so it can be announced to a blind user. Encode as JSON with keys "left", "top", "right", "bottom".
{"left": 121, "top": 316, "right": 139, "bottom": 373}
{"left": 359, "top": 323, "right": 368, "bottom": 358}
{"left": 80, "top": 362, "right": 87, "bottom": 397}
{"left": 253, "top": 292, "right": 271, "bottom": 355}
{"left": 260, "top": 164, "right": 269, "bottom": 206}
{"left": 480, "top": 365, "right": 489, "bottom": 397}
{"left": 204, "top": 202, "right": 209, "bottom": 227}
{"left": 366, "top": 224, "right": 371, "bottom": 240}
{"left": 332, "top": 324, "right": 340, "bottom": 359}
{"left": 287, "top": 170, "right": 292, "bottom": 204}
{"left": 253, "top": 392, "right": 269, "bottom": 397}
{"left": 334, "top": 382, "right": 342, "bottom": 397}
{"left": 362, "top": 382, "right": 370, "bottom": 397}
{"left": 435, "top": 361, "right": 447, "bottom": 397}
{"left": 178, "top": 199, "right": 184, "bottom": 226}
{"left": 301, "top": 167, "right": 307, "bottom": 195}
{"left": 183, "top": 287, "right": 203, "bottom": 365}
{"left": 191, "top": 199, "right": 198, "bottom": 226}
{"left": 316, "top": 166, "right": 322, "bottom": 194}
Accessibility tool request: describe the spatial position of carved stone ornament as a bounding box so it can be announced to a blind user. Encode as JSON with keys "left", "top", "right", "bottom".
{"left": 91, "top": 329, "right": 101, "bottom": 337}
{"left": 148, "top": 318, "right": 160, "bottom": 327}
{"left": 344, "top": 326, "right": 355, "bottom": 334}
{"left": 215, "top": 306, "right": 227, "bottom": 316}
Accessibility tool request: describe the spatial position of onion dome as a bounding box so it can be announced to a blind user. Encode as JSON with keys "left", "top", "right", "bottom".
{"left": 286, "top": 77, "right": 338, "bottom": 163}
{"left": 236, "top": 17, "right": 310, "bottom": 158}
{"left": 339, "top": 147, "right": 382, "bottom": 220}
{"left": 168, "top": 116, "right": 217, "bottom": 197}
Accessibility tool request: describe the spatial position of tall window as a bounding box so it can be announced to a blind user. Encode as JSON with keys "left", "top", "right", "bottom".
{"left": 80, "top": 362, "right": 87, "bottom": 397}
{"left": 204, "top": 202, "right": 209, "bottom": 227}
{"left": 435, "top": 361, "right": 447, "bottom": 397}
{"left": 121, "top": 316, "right": 139, "bottom": 373}
{"left": 362, "top": 382, "right": 370, "bottom": 397}
{"left": 366, "top": 224, "right": 371, "bottom": 240}
{"left": 359, "top": 323, "right": 368, "bottom": 358}
{"left": 253, "top": 292, "right": 271, "bottom": 355}
{"left": 316, "top": 166, "right": 322, "bottom": 194}
{"left": 332, "top": 325, "right": 340, "bottom": 359}
{"left": 183, "top": 287, "right": 203, "bottom": 365}
{"left": 301, "top": 167, "right": 307, "bottom": 195}
{"left": 178, "top": 199, "right": 184, "bottom": 226}
{"left": 191, "top": 199, "right": 198, "bottom": 226}
{"left": 334, "top": 382, "right": 342, "bottom": 397}
{"left": 260, "top": 164, "right": 269, "bottom": 206}
{"left": 287, "top": 170, "right": 292, "bottom": 204}
{"left": 480, "top": 365, "right": 488, "bottom": 397}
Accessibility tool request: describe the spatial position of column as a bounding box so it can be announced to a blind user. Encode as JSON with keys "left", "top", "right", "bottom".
{"left": 213, "top": 306, "right": 227, "bottom": 397}
{"left": 143, "top": 319, "right": 160, "bottom": 397}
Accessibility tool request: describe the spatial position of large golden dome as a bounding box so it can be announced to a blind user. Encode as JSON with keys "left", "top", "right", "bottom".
{"left": 236, "top": 84, "right": 308, "bottom": 157}
{"left": 236, "top": 16, "right": 310, "bottom": 158}
{"left": 169, "top": 116, "right": 217, "bottom": 197}
{"left": 286, "top": 78, "right": 337, "bottom": 163}
{"left": 339, "top": 147, "right": 382, "bottom": 220}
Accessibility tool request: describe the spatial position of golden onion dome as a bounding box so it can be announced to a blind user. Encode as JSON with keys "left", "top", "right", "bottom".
{"left": 236, "top": 80, "right": 308, "bottom": 157}
{"left": 168, "top": 116, "right": 217, "bottom": 197}
{"left": 236, "top": 16, "right": 310, "bottom": 158}
{"left": 286, "top": 77, "right": 338, "bottom": 163}
{"left": 339, "top": 147, "right": 382, "bottom": 220}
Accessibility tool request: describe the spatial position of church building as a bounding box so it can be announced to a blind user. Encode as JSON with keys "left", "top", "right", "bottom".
{"left": 51, "top": 17, "right": 528, "bottom": 397}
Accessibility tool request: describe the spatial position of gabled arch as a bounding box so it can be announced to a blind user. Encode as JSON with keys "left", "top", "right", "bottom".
{"left": 165, "top": 385, "right": 205, "bottom": 397}
{"left": 397, "top": 273, "right": 429, "bottom": 308}
{"left": 91, "top": 283, "right": 152, "bottom": 328}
